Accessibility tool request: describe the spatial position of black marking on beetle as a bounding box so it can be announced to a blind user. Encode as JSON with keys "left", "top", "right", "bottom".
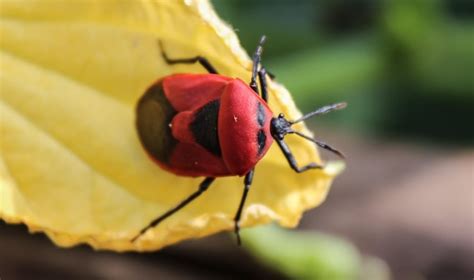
{"left": 257, "top": 129, "right": 266, "bottom": 155}
{"left": 191, "top": 100, "right": 221, "bottom": 156}
{"left": 136, "top": 82, "right": 178, "bottom": 163}
{"left": 256, "top": 102, "right": 267, "bottom": 155}
{"left": 257, "top": 102, "right": 265, "bottom": 127}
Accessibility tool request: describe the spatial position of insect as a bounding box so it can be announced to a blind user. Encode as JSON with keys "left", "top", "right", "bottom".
{"left": 132, "top": 36, "right": 346, "bottom": 244}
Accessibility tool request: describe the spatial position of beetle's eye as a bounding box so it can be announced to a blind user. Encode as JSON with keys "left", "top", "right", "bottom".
{"left": 278, "top": 113, "right": 284, "bottom": 118}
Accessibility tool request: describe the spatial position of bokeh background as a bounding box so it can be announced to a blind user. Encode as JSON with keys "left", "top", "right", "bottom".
{"left": 1, "top": 0, "right": 472, "bottom": 279}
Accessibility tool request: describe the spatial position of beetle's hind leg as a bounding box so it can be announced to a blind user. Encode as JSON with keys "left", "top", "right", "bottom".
{"left": 131, "top": 177, "right": 215, "bottom": 242}
{"left": 233, "top": 169, "right": 255, "bottom": 246}
{"left": 158, "top": 40, "right": 218, "bottom": 74}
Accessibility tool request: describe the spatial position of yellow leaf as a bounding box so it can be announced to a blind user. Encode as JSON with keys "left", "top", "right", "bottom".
{"left": 0, "top": 0, "right": 344, "bottom": 251}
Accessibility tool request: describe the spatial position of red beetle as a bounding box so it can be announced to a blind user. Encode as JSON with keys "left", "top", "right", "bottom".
{"left": 133, "top": 36, "right": 346, "bottom": 244}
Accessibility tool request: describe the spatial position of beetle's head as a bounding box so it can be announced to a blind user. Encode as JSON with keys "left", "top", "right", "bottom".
{"left": 270, "top": 113, "right": 292, "bottom": 140}
{"left": 270, "top": 102, "right": 347, "bottom": 158}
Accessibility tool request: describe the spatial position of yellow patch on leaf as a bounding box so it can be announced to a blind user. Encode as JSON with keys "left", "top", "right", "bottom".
{"left": 0, "top": 0, "right": 344, "bottom": 251}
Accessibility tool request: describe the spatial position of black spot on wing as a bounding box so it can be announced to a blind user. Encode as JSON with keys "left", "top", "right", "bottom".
{"left": 257, "top": 102, "right": 265, "bottom": 127}
{"left": 257, "top": 129, "right": 266, "bottom": 155}
{"left": 136, "top": 82, "right": 177, "bottom": 163}
{"left": 256, "top": 102, "right": 267, "bottom": 155}
{"left": 190, "top": 100, "right": 221, "bottom": 156}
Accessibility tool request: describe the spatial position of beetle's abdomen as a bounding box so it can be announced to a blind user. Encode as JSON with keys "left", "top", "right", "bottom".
{"left": 136, "top": 75, "right": 233, "bottom": 177}
{"left": 136, "top": 81, "right": 177, "bottom": 165}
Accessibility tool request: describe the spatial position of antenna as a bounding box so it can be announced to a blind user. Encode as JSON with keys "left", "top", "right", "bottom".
{"left": 290, "top": 102, "right": 347, "bottom": 124}
{"left": 293, "top": 131, "right": 345, "bottom": 159}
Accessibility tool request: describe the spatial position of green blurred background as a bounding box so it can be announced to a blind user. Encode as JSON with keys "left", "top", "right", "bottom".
{"left": 215, "top": 0, "right": 473, "bottom": 144}
{"left": 212, "top": 0, "right": 474, "bottom": 279}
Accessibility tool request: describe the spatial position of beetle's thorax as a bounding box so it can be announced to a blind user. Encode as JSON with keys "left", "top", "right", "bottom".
{"left": 217, "top": 79, "right": 274, "bottom": 175}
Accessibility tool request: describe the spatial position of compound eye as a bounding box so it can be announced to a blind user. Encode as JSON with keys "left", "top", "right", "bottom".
{"left": 278, "top": 113, "right": 284, "bottom": 118}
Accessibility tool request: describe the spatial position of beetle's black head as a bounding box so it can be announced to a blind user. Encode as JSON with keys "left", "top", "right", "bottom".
{"left": 270, "top": 102, "right": 347, "bottom": 158}
{"left": 270, "top": 113, "right": 292, "bottom": 140}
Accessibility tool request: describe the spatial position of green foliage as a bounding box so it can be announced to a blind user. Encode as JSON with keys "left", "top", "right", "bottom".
{"left": 214, "top": 0, "right": 474, "bottom": 144}
{"left": 242, "top": 225, "right": 390, "bottom": 280}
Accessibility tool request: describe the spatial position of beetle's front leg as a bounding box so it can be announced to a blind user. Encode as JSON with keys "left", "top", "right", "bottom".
{"left": 257, "top": 67, "right": 269, "bottom": 102}
{"left": 249, "top": 35, "right": 266, "bottom": 94}
{"left": 275, "top": 138, "right": 324, "bottom": 173}
{"left": 233, "top": 169, "right": 254, "bottom": 245}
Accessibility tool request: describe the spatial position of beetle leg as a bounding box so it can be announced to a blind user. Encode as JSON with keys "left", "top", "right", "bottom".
{"left": 131, "top": 177, "right": 215, "bottom": 242}
{"left": 266, "top": 70, "right": 276, "bottom": 80}
{"left": 249, "top": 35, "right": 266, "bottom": 94}
{"left": 257, "top": 67, "right": 269, "bottom": 102}
{"left": 158, "top": 40, "right": 218, "bottom": 74}
{"left": 251, "top": 36, "right": 272, "bottom": 102}
{"left": 275, "top": 138, "right": 324, "bottom": 172}
{"left": 233, "top": 169, "right": 255, "bottom": 246}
